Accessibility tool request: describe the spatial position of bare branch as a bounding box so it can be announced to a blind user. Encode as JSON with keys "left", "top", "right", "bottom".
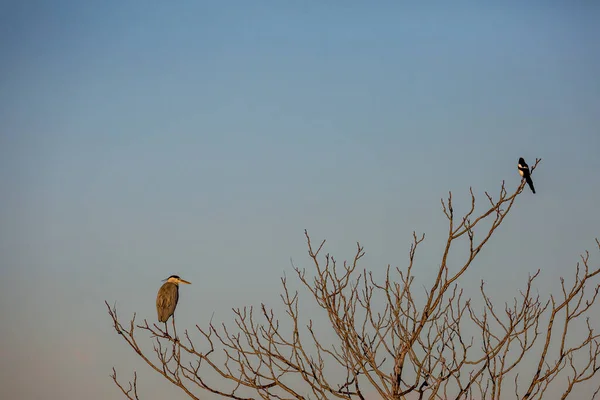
{"left": 107, "top": 160, "right": 600, "bottom": 399}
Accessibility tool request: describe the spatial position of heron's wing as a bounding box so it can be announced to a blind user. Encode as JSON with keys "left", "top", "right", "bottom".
{"left": 156, "top": 283, "right": 179, "bottom": 322}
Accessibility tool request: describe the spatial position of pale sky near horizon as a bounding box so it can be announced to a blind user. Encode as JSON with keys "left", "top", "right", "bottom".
{"left": 1, "top": 2, "right": 599, "bottom": 399}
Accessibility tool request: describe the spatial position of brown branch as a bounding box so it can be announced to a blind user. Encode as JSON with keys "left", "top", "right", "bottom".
{"left": 111, "top": 368, "right": 139, "bottom": 400}
{"left": 106, "top": 159, "right": 599, "bottom": 399}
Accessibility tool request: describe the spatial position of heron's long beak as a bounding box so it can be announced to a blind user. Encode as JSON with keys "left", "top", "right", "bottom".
{"left": 179, "top": 279, "right": 191, "bottom": 284}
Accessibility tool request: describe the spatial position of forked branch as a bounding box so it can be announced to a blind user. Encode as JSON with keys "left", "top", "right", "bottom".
{"left": 107, "top": 160, "right": 600, "bottom": 399}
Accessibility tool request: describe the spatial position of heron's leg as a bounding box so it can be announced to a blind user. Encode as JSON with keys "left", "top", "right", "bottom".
{"left": 172, "top": 314, "right": 178, "bottom": 341}
{"left": 164, "top": 322, "right": 169, "bottom": 337}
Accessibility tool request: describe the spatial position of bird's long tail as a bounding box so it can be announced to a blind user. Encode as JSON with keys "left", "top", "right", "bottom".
{"left": 526, "top": 176, "right": 536, "bottom": 194}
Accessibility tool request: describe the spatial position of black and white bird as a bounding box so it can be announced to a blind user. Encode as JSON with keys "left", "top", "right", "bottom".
{"left": 518, "top": 157, "right": 535, "bottom": 194}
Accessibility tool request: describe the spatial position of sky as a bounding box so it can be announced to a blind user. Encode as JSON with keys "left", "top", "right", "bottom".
{"left": 1, "top": 2, "right": 599, "bottom": 399}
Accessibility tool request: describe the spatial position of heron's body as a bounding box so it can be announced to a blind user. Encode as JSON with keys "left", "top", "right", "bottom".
{"left": 155, "top": 275, "right": 191, "bottom": 334}
{"left": 157, "top": 281, "right": 180, "bottom": 323}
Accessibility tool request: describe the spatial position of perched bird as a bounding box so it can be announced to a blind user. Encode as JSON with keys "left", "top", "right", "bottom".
{"left": 518, "top": 157, "right": 535, "bottom": 194}
{"left": 156, "top": 275, "right": 191, "bottom": 336}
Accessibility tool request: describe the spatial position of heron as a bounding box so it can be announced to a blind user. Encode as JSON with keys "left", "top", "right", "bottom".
{"left": 156, "top": 275, "right": 191, "bottom": 338}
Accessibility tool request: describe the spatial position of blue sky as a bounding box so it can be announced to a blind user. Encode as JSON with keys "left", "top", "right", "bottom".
{"left": 1, "top": 2, "right": 599, "bottom": 399}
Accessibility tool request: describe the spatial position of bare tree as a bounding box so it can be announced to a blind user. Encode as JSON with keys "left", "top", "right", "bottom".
{"left": 107, "top": 159, "right": 600, "bottom": 399}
